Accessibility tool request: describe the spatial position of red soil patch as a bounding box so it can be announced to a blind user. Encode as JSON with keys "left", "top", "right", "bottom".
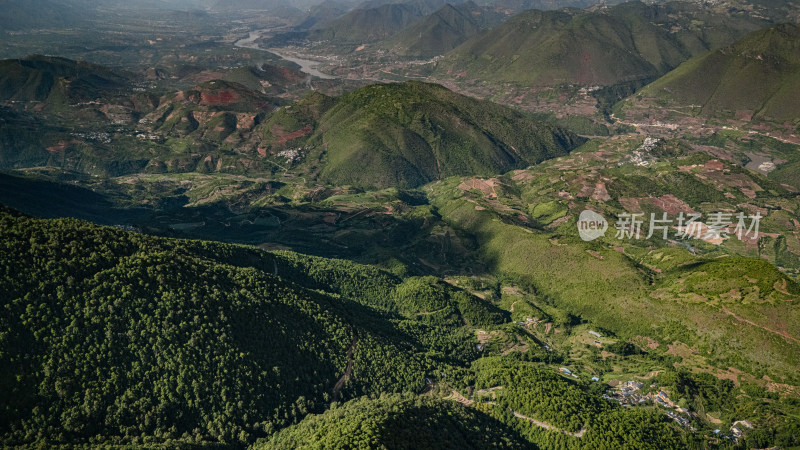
{"left": 271, "top": 124, "right": 313, "bottom": 144}
{"left": 651, "top": 194, "right": 696, "bottom": 215}
{"left": 703, "top": 160, "right": 725, "bottom": 171}
{"left": 237, "top": 113, "right": 257, "bottom": 130}
{"left": 618, "top": 197, "right": 642, "bottom": 213}
{"left": 279, "top": 66, "right": 302, "bottom": 81}
{"left": 736, "top": 229, "right": 780, "bottom": 249}
{"left": 557, "top": 190, "right": 574, "bottom": 200}
{"left": 46, "top": 141, "right": 70, "bottom": 152}
{"left": 573, "top": 175, "right": 597, "bottom": 198}
{"left": 577, "top": 182, "right": 595, "bottom": 198}
{"left": 201, "top": 89, "right": 241, "bottom": 106}
{"left": 766, "top": 382, "right": 800, "bottom": 396}
{"left": 261, "top": 65, "right": 305, "bottom": 83}
{"left": 591, "top": 181, "right": 611, "bottom": 202}
{"left": 457, "top": 178, "right": 502, "bottom": 198}
{"left": 511, "top": 170, "right": 534, "bottom": 181}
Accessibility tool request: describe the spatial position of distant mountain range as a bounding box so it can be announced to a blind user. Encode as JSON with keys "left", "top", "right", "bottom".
{"left": 0, "top": 0, "right": 91, "bottom": 30}
{"left": 434, "top": 1, "right": 774, "bottom": 87}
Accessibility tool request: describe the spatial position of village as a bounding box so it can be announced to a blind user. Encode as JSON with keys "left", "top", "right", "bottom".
{"left": 603, "top": 379, "right": 754, "bottom": 442}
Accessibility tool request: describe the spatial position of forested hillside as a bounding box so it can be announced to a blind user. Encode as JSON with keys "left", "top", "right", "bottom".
{"left": 260, "top": 394, "right": 531, "bottom": 449}
{"left": 0, "top": 206, "right": 501, "bottom": 446}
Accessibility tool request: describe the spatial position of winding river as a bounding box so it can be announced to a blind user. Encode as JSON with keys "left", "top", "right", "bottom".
{"left": 234, "top": 30, "right": 335, "bottom": 80}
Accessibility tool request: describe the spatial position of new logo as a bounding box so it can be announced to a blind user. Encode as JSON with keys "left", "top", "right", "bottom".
{"left": 578, "top": 210, "right": 607, "bottom": 241}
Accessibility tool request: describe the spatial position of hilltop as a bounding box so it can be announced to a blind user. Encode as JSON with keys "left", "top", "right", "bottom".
{"left": 260, "top": 394, "right": 533, "bottom": 448}
{"left": 146, "top": 79, "right": 279, "bottom": 144}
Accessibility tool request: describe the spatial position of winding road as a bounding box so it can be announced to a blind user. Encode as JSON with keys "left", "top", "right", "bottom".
{"left": 449, "top": 387, "right": 587, "bottom": 438}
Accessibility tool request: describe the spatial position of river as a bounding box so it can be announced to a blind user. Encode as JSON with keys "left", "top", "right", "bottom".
{"left": 234, "top": 30, "right": 335, "bottom": 80}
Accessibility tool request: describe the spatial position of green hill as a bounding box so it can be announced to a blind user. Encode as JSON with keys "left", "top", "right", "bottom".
{"left": 383, "top": 2, "right": 497, "bottom": 58}
{"left": 293, "top": 81, "right": 582, "bottom": 188}
{"left": 0, "top": 206, "right": 506, "bottom": 446}
{"left": 618, "top": 23, "right": 800, "bottom": 123}
{"left": 262, "top": 358, "right": 687, "bottom": 450}
{"left": 259, "top": 394, "right": 532, "bottom": 449}
{"left": 183, "top": 64, "right": 307, "bottom": 98}
{"left": 434, "top": 1, "right": 772, "bottom": 87}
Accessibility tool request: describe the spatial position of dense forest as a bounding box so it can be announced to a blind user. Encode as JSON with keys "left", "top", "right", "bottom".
{"left": 0, "top": 206, "right": 490, "bottom": 445}
{"left": 0, "top": 206, "right": 708, "bottom": 447}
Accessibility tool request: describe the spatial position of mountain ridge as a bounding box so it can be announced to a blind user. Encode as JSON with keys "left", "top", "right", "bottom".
{"left": 618, "top": 22, "right": 800, "bottom": 123}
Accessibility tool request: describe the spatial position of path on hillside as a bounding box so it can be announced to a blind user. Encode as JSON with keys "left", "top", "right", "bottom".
{"left": 332, "top": 336, "right": 359, "bottom": 401}
{"left": 721, "top": 307, "right": 799, "bottom": 343}
{"left": 510, "top": 409, "right": 587, "bottom": 438}
{"left": 448, "top": 387, "right": 586, "bottom": 438}
{"left": 415, "top": 306, "right": 450, "bottom": 316}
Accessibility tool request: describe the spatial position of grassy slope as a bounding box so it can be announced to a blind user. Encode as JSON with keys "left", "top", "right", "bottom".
{"left": 427, "top": 143, "right": 800, "bottom": 380}
{"left": 623, "top": 23, "right": 800, "bottom": 123}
